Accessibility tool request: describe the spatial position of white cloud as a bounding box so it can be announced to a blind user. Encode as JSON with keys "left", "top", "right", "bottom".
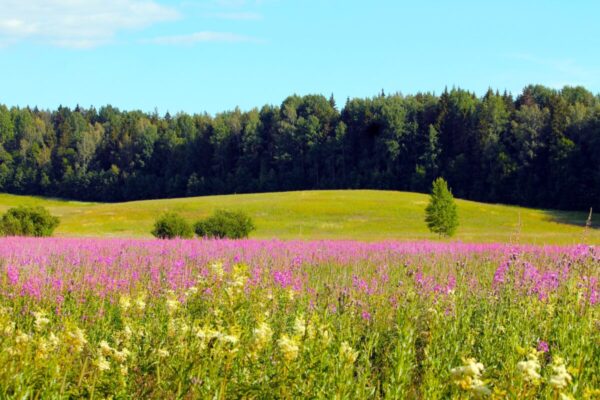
{"left": 0, "top": 0, "right": 179, "bottom": 48}
{"left": 508, "top": 53, "right": 599, "bottom": 86}
{"left": 148, "top": 31, "right": 259, "bottom": 45}
{"left": 212, "top": 12, "right": 262, "bottom": 20}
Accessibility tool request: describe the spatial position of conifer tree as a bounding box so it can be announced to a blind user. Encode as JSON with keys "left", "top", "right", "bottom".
{"left": 425, "top": 177, "right": 458, "bottom": 237}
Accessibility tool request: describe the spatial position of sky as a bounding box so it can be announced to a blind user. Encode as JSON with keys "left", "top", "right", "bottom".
{"left": 0, "top": 0, "right": 599, "bottom": 115}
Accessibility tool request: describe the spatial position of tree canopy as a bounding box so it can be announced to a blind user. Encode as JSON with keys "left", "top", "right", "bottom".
{"left": 0, "top": 85, "right": 599, "bottom": 211}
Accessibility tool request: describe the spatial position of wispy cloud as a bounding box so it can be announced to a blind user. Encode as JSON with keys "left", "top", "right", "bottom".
{"left": 0, "top": 0, "right": 179, "bottom": 48}
{"left": 148, "top": 31, "right": 260, "bottom": 45}
{"left": 212, "top": 12, "right": 263, "bottom": 20}
{"left": 507, "top": 53, "right": 599, "bottom": 87}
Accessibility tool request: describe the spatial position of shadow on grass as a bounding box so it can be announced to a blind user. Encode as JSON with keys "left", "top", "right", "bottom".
{"left": 543, "top": 209, "right": 598, "bottom": 230}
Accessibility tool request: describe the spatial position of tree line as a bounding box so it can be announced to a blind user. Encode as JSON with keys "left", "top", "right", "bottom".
{"left": 0, "top": 84, "right": 599, "bottom": 211}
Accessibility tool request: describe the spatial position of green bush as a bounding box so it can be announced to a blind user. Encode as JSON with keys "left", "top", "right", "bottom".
{"left": 425, "top": 177, "right": 459, "bottom": 237}
{"left": 194, "top": 209, "right": 255, "bottom": 239}
{"left": 0, "top": 206, "right": 60, "bottom": 237}
{"left": 151, "top": 212, "right": 193, "bottom": 239}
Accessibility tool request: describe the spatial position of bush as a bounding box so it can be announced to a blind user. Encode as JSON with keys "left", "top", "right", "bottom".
{"left": 151, "top": 212, "right": 193, "bottom": 239}
{"left": 194, "top": 209, "right": 255, "bottom": 239}
{"left": 425, "top": 177, "right": 459, "bottom": 237}
{"left": 0, "top": 206, "right": 60, "bottom": 237}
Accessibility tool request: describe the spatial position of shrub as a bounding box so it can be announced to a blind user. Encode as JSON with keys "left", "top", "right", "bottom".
{"left": 425, "top": 177, "right": 459, "bottom": 237}
{"left": 151, "top": 212, "right": 193, "bottom": 239}
{"left": 0, "top": 206, "right": 60, "bottom": 237}
{"left": 194, "top": 209, "right": 255, "bottom": 239}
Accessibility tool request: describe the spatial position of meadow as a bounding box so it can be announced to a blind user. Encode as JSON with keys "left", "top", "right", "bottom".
{"left": 0, "top": 237, "right": 598, "bottom": 398}
{"left": 0, "top": 190, "right": 598, "bottom": 244}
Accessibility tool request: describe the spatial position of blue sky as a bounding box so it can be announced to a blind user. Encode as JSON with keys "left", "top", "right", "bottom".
{"left": 0, "top": 0, "right": 599, "bottom": 114}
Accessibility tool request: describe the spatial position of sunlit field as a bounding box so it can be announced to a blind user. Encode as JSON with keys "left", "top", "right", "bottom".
{"left": 0, "top": 238, "right": 598, "bottom": 398}
{"left": 0, "top": 191, "right": 598, "bottom": 244}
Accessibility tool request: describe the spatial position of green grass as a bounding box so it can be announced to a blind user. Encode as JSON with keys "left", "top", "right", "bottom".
{"left": 0, "top": 190, "right": 597, "bottom": 244}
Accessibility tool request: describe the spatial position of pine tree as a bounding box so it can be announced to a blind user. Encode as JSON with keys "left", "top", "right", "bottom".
{"left": 425, "top": 177, "right": 458, "bottom": 237}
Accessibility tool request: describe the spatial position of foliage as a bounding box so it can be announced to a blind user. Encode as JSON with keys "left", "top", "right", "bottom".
{"left": 194, "top": 209, "right": 255, "bottom": 239}
{"left": 0, "top": 205, "right": 59, "bottom": 236}
{"left": 0, "top": 85, "right": 598, "bottom": 211}
{"left": 425, "top": 178, "right": 459, "bottom": 237}
{"left": 0, "top": 238, "right": 597, "bottom": 398}
{"left": 151, "top": 212, "right": 193, "bottom": 239}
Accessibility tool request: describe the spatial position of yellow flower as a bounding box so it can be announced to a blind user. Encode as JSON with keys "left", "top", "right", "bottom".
{"left": 95, "top": 355, "right": 110, "bottom": 372}
{"left": 32, "top": 311, "right": 50, "bottom": 331}
{"left": 48, "top": 332, "right": 59, "bottom": 348}
{"left": 471, "top": 378, "right": 492, "bottom": 398}
{"left": 157, "top": 348, "right": 170, "bottom": 358}
{"left": 253, "top": 322, "right": 273, "bottom": 349}
{"left": 517, "top": 359, "right": 541, "bottom": 381}
{"left": 99, "top": 340, "right": 113, "bottom": 356}
{"left": 293, "top": 316, "right": 306, "bottom": 337}
{"left": 15, "top": 331, "right": 31, "bottom": 345}
{"left": 450, "top": 358, "right": 484, "bottom": 379}
{"left": 119, "top": 296, "right": 131, "bottom": 311}
{"left": 65, "top": 327, "right": 87, "bottom": 353}
{"left": 278, "top": 334, "right": 300, "bottom": 362}
{"left": 135, "top": 296, "right": 146, "bottom": 311}
{"left": 549, "top": 362, "right": 572, "bottom": 390}
{"left": 450, "top": 358, "right": 490, "bottom": 398}
{"left": 113, "top": 348, "right": 130, "bottom": 363}
{"left": 210, "top": 261, "right": 225, "bottom": 279}
{"left": 219, "top": 334, "right": 239, "bottom": 345}
{"left": 517, "top": 350, "right": 542, "bottom": 383}
{"left": 339, "top": 341, "right": 359, "bottom": 365}
{"left": 583, "top": 388, "right": 600, "bottom": 399}
{"left": 166, "top": 298, "right": 179, "bottom": 314}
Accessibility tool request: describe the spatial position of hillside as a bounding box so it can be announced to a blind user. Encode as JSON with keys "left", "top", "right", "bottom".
{"left": 0, "top": 190, "right": 596, "bottom": 244}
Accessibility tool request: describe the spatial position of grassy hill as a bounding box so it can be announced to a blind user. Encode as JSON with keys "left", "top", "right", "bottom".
{"left": 0, "top": 190, "right": 597, "bottom": 244}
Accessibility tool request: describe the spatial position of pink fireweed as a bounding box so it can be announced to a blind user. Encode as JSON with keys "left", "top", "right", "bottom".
{"left": 0, "top": 238, "right": 597, "bottom": 307}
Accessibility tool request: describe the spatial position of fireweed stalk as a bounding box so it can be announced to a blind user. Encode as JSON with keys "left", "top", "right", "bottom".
{"left": 0, "top": 238, "right": 598, "bottom": 398}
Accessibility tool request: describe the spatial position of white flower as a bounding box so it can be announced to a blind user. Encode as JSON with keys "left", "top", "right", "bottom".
{"left": 253, "top": 322, "right": 273, "bottom": 348}
{"left": 95, "top": 356, "right": 110, "bottom": 372}
{"left": 278, "top": 335, "right": 300, "bottom": 362}
{"left": 135, "top": 296, "right": 146, "bottom": 311}
{"left": 99, "top": 340, "right": 113, "bottom": 356}
{"left": 451, "top": 358, "right": 484, "bottom": 379}
{"left": 119, "top": 296, "right": 131, "bottom": 311}
{"left": 518, "top": 359, "right": 541, "bottom": 381}
{"left": 339, "top": 341, "right": 359, "bottom": 365}
{"left": 470, "top": 378, "right": 492, "bottom": 398}
{"left": 210, "top": 262, "right": 225, "bottom": 279}
{"left": 293, "top": 316, "right": 306, "bottom": 337}
{"left": 549, "top": 362, "right": 572, "bottom": 390}
{"left": 157, "top": 348, "right": 170, "bottom": 358}
{"left": 166, "top": 298, "right": 179, "bottom": 314}
{"left": 32, "top": 311, "right": 50, "bottom": 331}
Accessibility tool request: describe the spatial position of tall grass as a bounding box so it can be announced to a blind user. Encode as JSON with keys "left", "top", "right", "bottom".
{"left": 0, "top": 238, "right": 598, "bottom": 398}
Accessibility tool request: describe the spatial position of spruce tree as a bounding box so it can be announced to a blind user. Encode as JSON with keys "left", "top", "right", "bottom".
{"left": 425, "top": 177, "right": 459, "bottom": 237}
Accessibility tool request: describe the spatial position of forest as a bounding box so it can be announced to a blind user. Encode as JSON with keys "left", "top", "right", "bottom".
{"left": 0, "top": 84, "right": 598, "bottom": 211}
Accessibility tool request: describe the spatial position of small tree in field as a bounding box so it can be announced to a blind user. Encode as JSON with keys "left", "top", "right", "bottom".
{"left": 151, "top": 212, "right": 193, "bottom": 239}
{"left": 0, "top": 206, "right": 60, "bottom": 237}
{"left": 425, "top": 177, "right": 458, "bottom": 237}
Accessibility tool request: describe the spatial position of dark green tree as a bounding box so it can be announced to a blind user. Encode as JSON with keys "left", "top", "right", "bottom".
{"left": 0, "top": 206, "right": 60, "bottom": 237}
{"left": 194, "top": 209, "right": 255, "bottom": 239}
{"left": 425, "top": 177, "right": 459, "bottom": 237}
{"left": 151, "top": 212, "right": 193, "bottom": 239}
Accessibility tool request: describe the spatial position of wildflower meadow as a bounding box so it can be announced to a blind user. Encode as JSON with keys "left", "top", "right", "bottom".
{"left": 0, "top": 238, "right": 598, "bottom": 399}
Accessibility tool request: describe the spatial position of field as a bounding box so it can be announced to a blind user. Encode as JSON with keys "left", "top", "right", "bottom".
{"left": 0, "top": 190, "right": 598, "bottom": 244}
{"left": 0, "top": 238, "right": 598, "bottom": 398}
